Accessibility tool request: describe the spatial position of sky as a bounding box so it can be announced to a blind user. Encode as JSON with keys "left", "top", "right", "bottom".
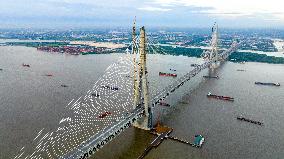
{"left": 0, "top": 0, "right": 284, "bottom": 29}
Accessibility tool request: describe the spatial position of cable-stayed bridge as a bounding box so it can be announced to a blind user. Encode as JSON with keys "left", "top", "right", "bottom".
{"left": 13, "top": 23, "right": 239, "bottom": 159}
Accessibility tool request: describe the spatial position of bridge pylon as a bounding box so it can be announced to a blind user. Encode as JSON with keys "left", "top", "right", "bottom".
{"left": 201, "top": 23, "right": 220, "bottom": 68}
{"left": 209, "top": 23, "right": 220, "bottom": 68}
{"left": 132, "top": 17, "right": 139, "bottom": 109}
{"left": 133, "top": 26, "right": 153, "bottom": 130}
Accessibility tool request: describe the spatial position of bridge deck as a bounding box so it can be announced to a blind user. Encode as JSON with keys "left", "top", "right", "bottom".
{"left": 60, "top": 107, "right": 144, "bottom": 159}
{"left": 61, "top": 42, "right": 239, "bottom": 159}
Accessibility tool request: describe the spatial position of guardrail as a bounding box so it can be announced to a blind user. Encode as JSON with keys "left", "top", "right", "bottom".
{"left": 60, "top": 107, "right": 145, "bottom": 159}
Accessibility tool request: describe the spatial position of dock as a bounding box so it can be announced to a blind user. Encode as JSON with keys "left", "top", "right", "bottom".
{"left": 137, "top": 131, "right": 172, "bottom": 159}
{"left": 167, "top": 136, "right": 198, "bottom": 147}
{"left": 137, "top": 123, "right": 204, "bottom": 159}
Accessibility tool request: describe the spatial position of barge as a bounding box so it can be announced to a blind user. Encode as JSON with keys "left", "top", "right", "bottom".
{"left": 237, "top": 116, "right": 263, "bottom": 126}
{"left": 207, "top": 92, "right": 234, "bottom": 101}
{"left": 203, "top": 75, "right": 219, "bottom": 79}
{"left": 255, "top": 82, "right": 280, "bottom": 86}
{"left": 159, "top": 102, "right": 170, "bottom": 107}
{"left": 22, "top": 64, "right": 30, "bottom": 67}
{"left": 159, "top": 72, "right": 177, "bottom": 77}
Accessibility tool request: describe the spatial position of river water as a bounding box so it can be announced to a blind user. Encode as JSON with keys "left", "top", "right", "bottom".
{"left": 93, "top": 60, "right": 284, "bottom": 159}
{"left": 0, "top": 46, "right": 283, "bottom": 159}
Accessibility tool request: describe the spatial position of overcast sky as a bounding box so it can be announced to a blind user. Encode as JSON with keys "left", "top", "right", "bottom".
{"left": 1, "top": 0, "right": 284, "bottom": 28}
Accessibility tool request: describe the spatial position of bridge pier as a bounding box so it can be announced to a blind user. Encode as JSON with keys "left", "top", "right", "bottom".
{"left": 133, "top": 110, "right": 153, "bottom": 130}
{"left": 209, "top": 61, "right": 220, "bottom": 69}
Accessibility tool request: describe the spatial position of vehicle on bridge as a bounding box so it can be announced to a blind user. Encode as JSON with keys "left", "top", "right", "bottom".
{"left": 99, "top": 112, "right": 111, "bottom": 118}
{"left": 101, "top": 85, "right": 119, "bottom": 90}
{"left": 91, "top": 93, "right": 100, "bottom": 97}
{"left": 191, "top": 64, "right": 200, "bottom": 67}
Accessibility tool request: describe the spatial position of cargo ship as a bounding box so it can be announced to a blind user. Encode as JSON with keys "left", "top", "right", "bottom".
{"left": 255, "top": 82, "right": 280, "bottom": 86}
{"left": 159, "top": 102, "right": 170, "bottom": 107}
{"left": 22, "top": 64, "right": 30, "bottom": 67}
{"left": 203, "top": 75, "right": 219, "bottom": 79}
{"left": 44, "top": 74, "right": 53, "bottom": 77}
{"left": 159, "top": 72, "right": 177, "bottom": 77}
{"left": 61, "top": 84, "right": 68, "bottom": 87}
{"left": 207, "top": 92, "right": 234, "bottom": 101}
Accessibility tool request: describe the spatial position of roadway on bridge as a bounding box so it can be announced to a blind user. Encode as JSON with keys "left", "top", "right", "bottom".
{"left": 14, "top": 53, "right": 202, "bottom": 159}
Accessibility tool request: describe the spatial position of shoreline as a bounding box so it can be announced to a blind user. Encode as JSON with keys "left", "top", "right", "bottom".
{"left": 273, "top": 38, "right": 284, "bottom": 52}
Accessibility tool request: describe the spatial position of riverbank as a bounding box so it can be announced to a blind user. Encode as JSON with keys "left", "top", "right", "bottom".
{"left": 149, "top": 46, "right": 284, "bottom": 64}
{"left": 3, "top": 41, "right": 126, "bottom": 55}
{"left": 1, "top": 39, "right": 284, "bottom": 64}
{"left": 273, "top": 39, "right": 284, "bottom": 52}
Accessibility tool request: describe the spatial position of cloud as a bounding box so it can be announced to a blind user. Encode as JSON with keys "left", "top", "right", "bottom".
{"left": 0, "top": 0, "right": 284, "bottom": 28}
{"left": 152, "top": 0, "right": 284, "bottom": 19}
{"left": 138, "top": 6, "right": 171, "bottom": 12}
